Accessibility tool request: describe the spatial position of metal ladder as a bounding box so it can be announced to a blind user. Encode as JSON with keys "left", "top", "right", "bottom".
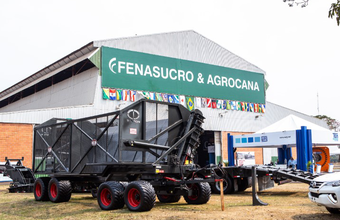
{"left": 258, "top": 166, "right": 319, "bottom": 184}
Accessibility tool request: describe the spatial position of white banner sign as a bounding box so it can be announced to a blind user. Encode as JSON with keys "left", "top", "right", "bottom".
{"left": 312, "top": 131, "right": 339, "bottom": 145}
{"left": 233, "top": 130, "right": 296, "bottom": 148}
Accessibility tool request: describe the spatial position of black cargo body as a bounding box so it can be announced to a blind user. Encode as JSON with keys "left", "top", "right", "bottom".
{"left": 32, "top": 99, "right": 214, "bottom": 211}
{"left": 33, "top": 99, "right": 205, "bottom": 177}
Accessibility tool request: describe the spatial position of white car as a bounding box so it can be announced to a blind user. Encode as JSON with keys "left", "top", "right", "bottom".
{"left": 0, "top": 163, "right": 12, "bottom": 182}
{"left": 309, "top": 172, "right": 340, "bottom": 214}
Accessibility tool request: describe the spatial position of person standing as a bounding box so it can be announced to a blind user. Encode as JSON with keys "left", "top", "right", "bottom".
{"left": 288, "top": 157, "right": 296, "bottom": 169}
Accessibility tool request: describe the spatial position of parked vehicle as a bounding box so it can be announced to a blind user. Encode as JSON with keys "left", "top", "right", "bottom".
{"left": 309, "top": 172, "right": 340, "bottom": 214}
{"left": 0, "top": 162, "right": 12, "bottom": 182}
{"left": 32, "top": 99, "right": 215, "bottom": 212}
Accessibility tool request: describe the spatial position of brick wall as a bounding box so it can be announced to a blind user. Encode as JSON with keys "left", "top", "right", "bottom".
{"left": 0, "top": 123, "right": 34, "bottom": 168}
{"left": 221, "top": 131, "right": 264, "bottom": 165}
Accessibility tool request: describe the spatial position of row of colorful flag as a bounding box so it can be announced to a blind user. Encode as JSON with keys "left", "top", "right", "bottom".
{"left": 102, "top": 88, "right": 266, "bottom": 113}
{"left": 102, "top": 88, "right": 137, "bottom": 102}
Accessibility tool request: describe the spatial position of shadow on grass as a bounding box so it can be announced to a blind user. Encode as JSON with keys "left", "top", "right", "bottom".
{"left": 257, "top": 191, "right": 306, "bottom": 197}
{"left": 292, "top": 213, "right": 340, "bottom": 220}
{"left": 0, "top": 196, "right": 207, "bottom": 219}
{"left": 212, "top": 190, "right": 305, "bottom": 198}
{"left": 155, "top": 201, "right": 201, "bottom": 210}
{"left": 71, "top": 195, "right": 96, "bottom": 200}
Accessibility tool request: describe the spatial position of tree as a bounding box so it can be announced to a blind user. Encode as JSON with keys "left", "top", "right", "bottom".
{"left": 314, "top": 115, "right": 340, "bottom": 131}
{"left": 283, "top": 0, "right": 308, "bottom": 8}
{"left": 329, "top": 0, "right": 340, "bottom": 26}
{"left": 283, "top": 0, "right": 340, "bottom": 26}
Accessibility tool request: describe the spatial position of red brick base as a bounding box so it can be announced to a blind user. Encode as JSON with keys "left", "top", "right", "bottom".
{"left": 0, "top": 123, "right": 34, "bottom": 168}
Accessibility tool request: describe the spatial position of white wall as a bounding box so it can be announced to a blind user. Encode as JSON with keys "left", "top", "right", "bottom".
{"left": 0, "top": 68, "right": 98, "bottom": 112}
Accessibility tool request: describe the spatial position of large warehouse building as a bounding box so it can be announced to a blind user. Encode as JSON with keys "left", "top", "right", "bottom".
{"left": 0, "top": 30, "right": 328, "bottom": 168}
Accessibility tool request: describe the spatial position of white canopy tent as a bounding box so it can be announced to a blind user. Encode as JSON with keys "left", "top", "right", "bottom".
{"left": 256, "top": 115, "right": 330, "bottom": 134}
{"left": 230, "top": 114, "right": 340, "bottom": 165}
{"left": 233, "top": 115, "right": 339, "bottom": 148}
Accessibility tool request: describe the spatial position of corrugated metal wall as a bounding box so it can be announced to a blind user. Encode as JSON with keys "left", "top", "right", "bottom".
{"left": 0, "top": 68, "right": 98, "bottom": 113}
{"left": 93, "top": 30, "right": 265, "bottom": 75}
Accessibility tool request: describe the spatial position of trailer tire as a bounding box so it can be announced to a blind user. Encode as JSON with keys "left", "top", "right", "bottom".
{"left": 91, "top": 188, "right": 98, "bottom": 198}
{"left": 184, "top": 179, "right": 211, "bottom": 204}
{"left": 157, "top": 194, "right": 181, "bottom": 203}
{"left": 34, "top": 177, "right": 50, "bottom": 201}
{"left": 237, "top": 178, "right": 249, "bottom": 192}
{"left": 120, "top": 181, "right": 128, "bottom": 190}
{"left": 97, "top": 181, "right": 125, "bottom": 210}
{"left": 326, "top": 207, "right": 340, "bottom": 214}
{"left": 48, "top": 178, "right": 72, "bottom": 203}
{"left": 211, "top": 176, "right": 233, "bottom": 194}
{"left": 124, "top": 181, "right": 155, "bottom": 212}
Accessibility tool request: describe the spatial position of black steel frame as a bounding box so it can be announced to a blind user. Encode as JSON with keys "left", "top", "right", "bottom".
{"left": 32, "top": 99, "right": 205, "bottom": 181}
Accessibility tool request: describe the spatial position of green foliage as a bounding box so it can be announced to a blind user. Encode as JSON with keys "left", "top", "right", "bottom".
{"left": 283, "top": 0, "right": 308, "bottom": 8}
{"left": 314, "top": 115, "right": 340, "bottom": 131}
{"left": 284, "top": 0, "right": 340, "bottom": 26}
{"left": 329, "top": 0, "right": 340, "bottom": 26}
{"left": 307, "top": 161, "right": 312, "bottom": 171}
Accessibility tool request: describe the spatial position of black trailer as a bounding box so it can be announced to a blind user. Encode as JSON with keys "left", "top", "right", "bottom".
{"left": 208, "top": 165, "right": 254, "bottom": 194}
{"left": 209, "top": 164, "right": 319, "bottom": 195}
{"left": 32, "top": 99, "right": 217, "bottom": 211}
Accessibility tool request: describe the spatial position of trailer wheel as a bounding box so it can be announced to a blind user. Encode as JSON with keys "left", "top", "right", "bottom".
{"left": 124, "top": 181, "right": 155, "bottom": 211}
{"left": 157, "top": 194, "right": 181, "bottom": 203}
{"left": 211, "top": 176, "right": 233, "bottom": 194}
{"left": 184, "top": 180, "right": 211, "bottom": 204}
{"left": 237, "top": 178, "right": 249, "bottom": 192}
{"left": 34, "top": 177, "right": 50, "bottom": 201}
{"left": 48, "top": 178, "right": 72, "bottom": 203}
{"left": 120, "top": 181, "right": 128, "bottom": 190}
{"left": 97, "top": 181, "right": 125, "bottom": 210}
{"left": 326, "top": 207, "right": 340, "bottom": 214}
{"left": 91, "top": 188, "right": 98, "bottom": 198}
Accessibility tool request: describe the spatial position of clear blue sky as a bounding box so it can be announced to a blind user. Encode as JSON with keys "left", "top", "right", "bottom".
{"left": 1, "top": 0, "right": 339, "bottom": 120}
